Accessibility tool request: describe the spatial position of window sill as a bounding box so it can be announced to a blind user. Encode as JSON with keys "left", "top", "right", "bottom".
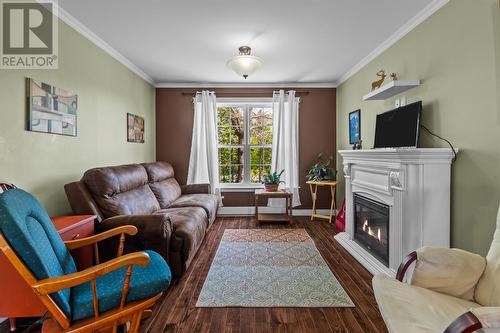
{"left": 220, "top": 184, "right": 264, "bottom": 192}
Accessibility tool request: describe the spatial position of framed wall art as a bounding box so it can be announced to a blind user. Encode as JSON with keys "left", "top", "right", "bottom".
{"left": 349, "top": 109, "right": 361, "bottom": 145}
{"left": 127, "top": 113, "right": 144, "bottom": 143}
{"left": 27, "top": 78, "right": 78, "bottom": 136}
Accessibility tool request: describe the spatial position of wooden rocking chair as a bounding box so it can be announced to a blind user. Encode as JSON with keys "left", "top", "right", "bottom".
{"left": 0, "top": 184, "right": 171, "bottom": 333}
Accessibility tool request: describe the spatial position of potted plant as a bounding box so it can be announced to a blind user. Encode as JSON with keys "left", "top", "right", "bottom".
{"left": 262, "top": 169, "right": 285, "bottom": 192}
{"left": 306, "top": 153, "right": 336, "bottom": 181}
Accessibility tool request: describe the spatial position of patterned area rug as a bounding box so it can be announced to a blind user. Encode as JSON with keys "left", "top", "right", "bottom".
{"left": 196, "top": 229, "right": 354, "bottom": 307}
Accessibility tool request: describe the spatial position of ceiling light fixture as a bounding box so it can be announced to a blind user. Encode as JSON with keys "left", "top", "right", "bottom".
{"left": 226, "top": 46, "right": 262, "bottom": 79}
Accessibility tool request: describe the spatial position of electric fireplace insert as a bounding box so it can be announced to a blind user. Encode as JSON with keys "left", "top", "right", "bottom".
{"left": 353, "top": 194, "right": 390, "bottom": 267}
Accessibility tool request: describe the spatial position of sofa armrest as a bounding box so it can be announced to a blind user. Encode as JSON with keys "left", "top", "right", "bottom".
{"left": 470, "top": 307, "right": 500, "bottom": 329}
{"left": 64, "top": 181, "right": 104, "bottom": 222}
{"left": 410, "top": 247, "right": 486, "bottom": 301}
{"left": 96, "top": 214, "right": 172, "bottom": 263}
{"left": 396, "top": 251, "right": 417, "bottom": 282}
{"left": 444, "top": 311, "right": 483, "bottom": 333}
{"left": 181, "top": 183, "right": 211, "bottom": 194}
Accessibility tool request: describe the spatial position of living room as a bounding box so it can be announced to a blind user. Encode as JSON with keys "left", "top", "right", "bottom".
{"left": 0, "top": 0, "right": 499, "bottom": 332}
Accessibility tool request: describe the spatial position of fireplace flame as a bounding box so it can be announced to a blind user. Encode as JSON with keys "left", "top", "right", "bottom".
{"left": 363, "top": 218, "right": 382, "bottom": 241}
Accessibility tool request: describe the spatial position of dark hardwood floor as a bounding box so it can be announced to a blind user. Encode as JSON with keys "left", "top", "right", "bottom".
{"left": 0, "top": 216, "right": 387, "bottom": 333}
{"left": 141, "top": 216, "right": 387, "bottom": 333}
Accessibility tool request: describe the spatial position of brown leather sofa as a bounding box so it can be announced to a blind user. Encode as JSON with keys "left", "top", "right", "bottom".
{"left": 64, "top": 161, "right": 218, "bottom": 278}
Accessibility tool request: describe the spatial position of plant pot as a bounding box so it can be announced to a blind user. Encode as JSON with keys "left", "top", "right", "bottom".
{"left": 264, "top": 184, "right": 279, "bottom": 192}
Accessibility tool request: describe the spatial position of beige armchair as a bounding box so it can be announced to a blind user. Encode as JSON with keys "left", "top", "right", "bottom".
{"left": 373, "top": 205, "right": 500, "bottom": 333}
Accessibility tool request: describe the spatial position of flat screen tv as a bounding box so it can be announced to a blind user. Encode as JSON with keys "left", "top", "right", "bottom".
{"left": 374, "top": 101, "right": 422, "bottom": 149}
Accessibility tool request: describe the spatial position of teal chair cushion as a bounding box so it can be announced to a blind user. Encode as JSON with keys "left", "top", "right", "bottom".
{"left": 71, "top": 250, "right": 171, "bottom": 321}
{"left": 0, "top": 189, "right": 76, "bottom": 317}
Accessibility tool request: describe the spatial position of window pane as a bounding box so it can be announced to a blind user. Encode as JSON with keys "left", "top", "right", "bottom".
{"left": 219, "top": 165, "right": 244, "bottom": 183}
{"left": 218, "top": 147, "right": 244, "bottom": 183}
{"left": 250, "top": 147, "right": 272, "bottom": 165}
{"left": 217, "top": 106, "right": 244, "bottom": 145}
{"left": 250, "top": 107, "right": 273, "bottom": 145}
{"left": 250, "top": 164, "right": 272, "bottom": 183}
{"left": 250, "top": 147, "right": 272, "bottom": 183}
{"left": 218, "top": 126, "right": 244, "bottom": 145}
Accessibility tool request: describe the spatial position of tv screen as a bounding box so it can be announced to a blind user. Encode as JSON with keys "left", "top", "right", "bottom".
{"left": 374, "top": 101, "right": 422, "bottom": 148}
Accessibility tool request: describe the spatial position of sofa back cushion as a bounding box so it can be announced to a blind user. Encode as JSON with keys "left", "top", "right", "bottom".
{"left": 475, "top": 204, "right": 500, "bottom": 306}
{"left": 82, "top": 164, "right": 160, "bottom": 218}
{"left": 142, "top": 162, "right": 181, "bottom": 208}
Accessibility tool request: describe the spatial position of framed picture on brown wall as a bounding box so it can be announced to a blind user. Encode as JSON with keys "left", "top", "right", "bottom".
{"left": 127, "top": 113, "right": 144, "bottom": 143}
{"left": 349, "top": 109, "right": 361, "bottom": 145}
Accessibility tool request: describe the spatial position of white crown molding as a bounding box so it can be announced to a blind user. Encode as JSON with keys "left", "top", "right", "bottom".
{"left": 45, "top": 0, "right": 448, "bottom": 89}
{"left": 155, "top": 82, "right": 338, "bottom": 88}
{"left": 336, "top": 0, "right": 449, "bottom": 86}
{"left": 47, "top": 1, "right": 155, "bottom": 85}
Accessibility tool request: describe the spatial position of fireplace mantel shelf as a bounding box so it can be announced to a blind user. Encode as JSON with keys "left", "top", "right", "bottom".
{"left": 338, "top": 148, "right": 456, "bottom": 163}
{"left": 336, "top": 148, "right": 456, "bottom": 276}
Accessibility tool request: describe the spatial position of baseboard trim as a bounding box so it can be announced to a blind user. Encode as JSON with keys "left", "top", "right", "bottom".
{"left": 217, "top": 206, "right": 336, "bottom": 217}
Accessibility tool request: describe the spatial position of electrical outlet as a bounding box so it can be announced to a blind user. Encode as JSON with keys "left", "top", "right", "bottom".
{"left": 400, "top": 96, "right": 407, "bottom": 106}
{"left": 395, "top": 98, "right": 400, "bottom": 108}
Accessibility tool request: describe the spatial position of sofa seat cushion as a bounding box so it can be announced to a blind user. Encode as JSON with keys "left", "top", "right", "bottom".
{"left": 155, "top": 207, "right": 207, "bottom": 270}
{"left": 169, "top": 194, "right": 219, "bottom": 225}
{"left": 71, "top": 250, "right": 171, "bottom": 321}
{"left": 373, "top": 274, "right": 480, "bottom": 333}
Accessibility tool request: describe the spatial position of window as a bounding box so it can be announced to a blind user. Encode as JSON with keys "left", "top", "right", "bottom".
{"left": 217, "top": 102, "right": 273, "bottom": 185}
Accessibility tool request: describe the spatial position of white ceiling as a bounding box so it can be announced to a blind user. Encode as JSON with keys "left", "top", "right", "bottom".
{"left": 58, "top": 0, "right": 439, "bottom": 85}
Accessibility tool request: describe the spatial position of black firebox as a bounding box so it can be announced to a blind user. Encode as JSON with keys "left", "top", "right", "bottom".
{"left": 353, "top": 194, "right": 390, "bottom": 267}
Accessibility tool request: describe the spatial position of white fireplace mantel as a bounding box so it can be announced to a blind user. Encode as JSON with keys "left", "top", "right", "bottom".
{"left": 335, "top": 148, "right": 456, "bottom": 277}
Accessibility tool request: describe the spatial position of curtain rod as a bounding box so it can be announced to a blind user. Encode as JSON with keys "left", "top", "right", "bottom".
{"left": 180, "top": 91, "right": 310, "bottom": 97}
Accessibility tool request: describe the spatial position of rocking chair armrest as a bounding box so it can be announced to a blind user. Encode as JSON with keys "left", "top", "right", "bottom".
{"left": 32, "top": 251, "right": 150, "bottom": 295}
{"left": 64, "top": 225, "right": 138, "bottom": 250}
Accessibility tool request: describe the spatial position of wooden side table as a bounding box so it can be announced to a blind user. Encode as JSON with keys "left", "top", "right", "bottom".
{"left": 255, "top": 189, "right": 293, "bottom": 224}
{"left": 0, "top": 215, "right": 96, "bottom": 331}
{"left": 306, "top": 180, "right": 337, "bottom": 223}
{"left": 52, "top": 215, "right": 96, "bottom": 270}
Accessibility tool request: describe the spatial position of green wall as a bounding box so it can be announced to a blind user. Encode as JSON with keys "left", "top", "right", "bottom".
{"left": 336, "top": 0, "right": 500, "bottom": 255}
{"left": 0, "top": 20, "right": 156, "bottom": 215}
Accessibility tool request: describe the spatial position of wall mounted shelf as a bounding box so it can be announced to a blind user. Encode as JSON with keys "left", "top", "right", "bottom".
{"left": 363, "top": 80, "right": 420, "bottom": 101}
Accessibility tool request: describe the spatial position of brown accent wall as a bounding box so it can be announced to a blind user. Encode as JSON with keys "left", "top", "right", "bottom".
{"left": 156, "top": 88, "right": 336, "bottom": 209}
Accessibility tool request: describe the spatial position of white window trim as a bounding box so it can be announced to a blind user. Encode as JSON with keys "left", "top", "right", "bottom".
{"left": 217, "top": 100, "right": 273, "bottom": 189}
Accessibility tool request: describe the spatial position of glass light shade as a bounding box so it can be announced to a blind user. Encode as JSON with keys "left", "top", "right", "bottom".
{"left": 226, "top": 55, "right": 262, "bottom": 79}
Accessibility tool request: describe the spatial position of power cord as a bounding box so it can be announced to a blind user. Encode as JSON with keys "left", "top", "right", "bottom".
{"left": 420, "top": 124, "right": 457, "bottom": 162}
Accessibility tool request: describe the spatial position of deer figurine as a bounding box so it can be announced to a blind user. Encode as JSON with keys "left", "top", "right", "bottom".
{"left": 371, "top": 70, "right": 387, "bottom": 91}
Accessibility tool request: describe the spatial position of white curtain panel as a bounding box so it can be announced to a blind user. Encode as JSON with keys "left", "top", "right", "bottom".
{"left": 269, "top": 90, "right": 301, "bottom": 207}
{"left": 187, "top": 91, "right": 221, "bottom": 201}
